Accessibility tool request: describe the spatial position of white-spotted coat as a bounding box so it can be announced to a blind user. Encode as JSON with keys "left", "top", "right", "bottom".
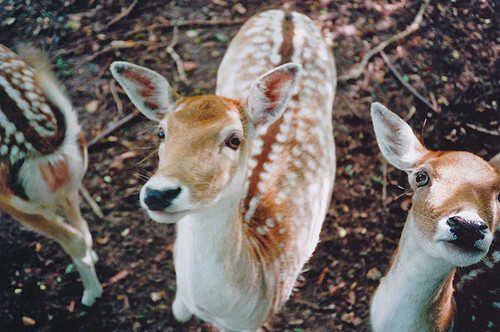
{"left": 111, "top": 10, "right": 336, "bottom": 331}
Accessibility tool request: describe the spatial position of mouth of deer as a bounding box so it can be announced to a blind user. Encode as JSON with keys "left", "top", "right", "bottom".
{"left": 149, "top": 209, "right": 187, "bottom": 216}
{"left": 445, "top": 240, "right": 482, "bottom": 254}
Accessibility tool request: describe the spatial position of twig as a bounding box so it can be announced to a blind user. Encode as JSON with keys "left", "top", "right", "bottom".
{"left": 105, "top": 0, "right": 138, "bottom": 29}
{"left": 339, "top": 0, "right": 429, "bottom": 81}
{"left": 87, "top": 109, "right": 141, "bottom": 148}
{"left": 465, "top": 123, "right": 500, "bottom": 136}
{"left": 110, "top": 79, "right": 124, "bottom": 116}
{"left": 382, "top": 157, "right": 388, "bottom": 224}
{"left": 293, "top": 298, "right": 324, "bottom": 311}
{"left": 79, "top": 40, "right": 151, "bottom": 67}
{"left": 166, "top": 25, "right": 188, "bottom": 84}
{"left": 380, "top": 50, "right": 437, "bottom": 112}
{"left": 124, "top": 18, "right": 244, "bottom": 38}
{"left": 79, "top": 185, "right": 104, "bottom": 219}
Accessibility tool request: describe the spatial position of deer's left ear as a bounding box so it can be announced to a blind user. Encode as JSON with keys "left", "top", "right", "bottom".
{"left": 110, "top": 61, "right": 178, "bottom": 122}
{"left": 247, "top": 63, "right": 301, "bottom": 127}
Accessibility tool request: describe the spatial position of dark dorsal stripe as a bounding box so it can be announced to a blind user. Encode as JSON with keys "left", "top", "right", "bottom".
{"left": 243, "top": 12, "right": 297, "bottom": 211}
{"left": 279, "top": 12, "right": 295, "bottom": 65}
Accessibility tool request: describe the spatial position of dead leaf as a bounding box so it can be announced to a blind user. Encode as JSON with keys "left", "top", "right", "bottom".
{"left": 347, "top": 290, "right": 356, "bottom": 305}
{"left": 182, "top": 61, "right": 198, "bottom": 72}
{"left": 328, "top": 281, "right": 345, "bottom": 295}
{"left": 366, "top": 267, "right": 382, "bottom": 281}
{"left": 341, "top": 312, "right": 362, "bottom": 326}
{"left": 22, "top": 316, "right": 36, "bottom": 326}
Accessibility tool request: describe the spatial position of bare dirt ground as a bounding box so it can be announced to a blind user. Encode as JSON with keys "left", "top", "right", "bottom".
{"left": 0, "top": 1, "right": 498, "bottom": 331}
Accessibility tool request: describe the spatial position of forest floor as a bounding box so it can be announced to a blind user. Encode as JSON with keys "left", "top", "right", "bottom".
{"left": 0, "top": 0, "right": 498, "bottom": 331}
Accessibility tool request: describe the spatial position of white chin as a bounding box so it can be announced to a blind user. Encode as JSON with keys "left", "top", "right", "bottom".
{"left": 441, "top": 242, "right": 487, "bottom": 267}
{"left": 147, "top": 210, "right": 185, "bottom": 224}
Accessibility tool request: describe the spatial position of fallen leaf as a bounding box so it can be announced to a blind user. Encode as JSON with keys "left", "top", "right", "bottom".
{"left": 150, "top": 291, "right": 163, "bottom": 302}
{"left": 182, "top": 61, "right": 198, "bottom": 72}
{"left": 328, "top": 281, "right": 345, "bottom": 295}
{"left": 341, "top": 312, "right": 362, "bottom": 326}
{"left": 366, "top": 267, "right": 382, "bottom": 281}
{"left": 22, "top": 316, "right": 36, "bottom": 326}
{"left": 85, "top": 100, "right": 100, "bottom": 113}
{"left": 67, "top": 300, "right": 75, "bottom": 313}
{"left": 96, "top": 236, "right": 109, "bottom": 245}
{"left": 347, "top": 290, "right": 356, "bottom": 305}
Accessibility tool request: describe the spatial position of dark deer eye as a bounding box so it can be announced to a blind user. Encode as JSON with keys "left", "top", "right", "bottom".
{"left": 226, "top": 133, "right": 241, "bottom": 150}
{"left": 158, "top": 128, "right": 165, "bottom": 139}
{"left": 416, "top": 171, "right": 430, "bottom": 187}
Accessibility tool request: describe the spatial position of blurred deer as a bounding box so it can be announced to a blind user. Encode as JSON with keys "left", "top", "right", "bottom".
{"left": 370, "top": 102, "right": 499, "bottom": 331}
{"left": 0, "top": 44, "right": 102, "bottom": 306}
{"left": 111, "top": 9, "right": 336, "bottom": 330}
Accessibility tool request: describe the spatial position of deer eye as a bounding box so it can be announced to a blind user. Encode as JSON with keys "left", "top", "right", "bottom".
{"left": 158, "top": 128, "right": 165, "bottom": 139}
{"left": 415, "top": 171, "right": 430, "bottom": 187}
{"left": 225, "top": 133, "right": 241, "bottom": 150}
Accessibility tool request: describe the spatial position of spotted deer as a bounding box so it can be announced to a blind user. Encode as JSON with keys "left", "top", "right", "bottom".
{"left": 0, "top": 44, "right": 102, "bottom": 306}
{"left": 370, "top": 102, "right": 500, "bottom": 331}
{"left": 111, "top": 9, "right": 336, "bottom": 330}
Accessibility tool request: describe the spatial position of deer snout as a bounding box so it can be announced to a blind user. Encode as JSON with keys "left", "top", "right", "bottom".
{"left": 447, "top": 216, "right": 488, "bottom": 251}
{"left": 143, "top": 187, "right": 182, "bottom": 211}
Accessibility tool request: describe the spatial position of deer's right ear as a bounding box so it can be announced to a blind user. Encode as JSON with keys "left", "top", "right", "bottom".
{"left": 488, "top": 153, "right": 500, "bottom": 172}
{"left": 371, "top": 102, "right": 428, "bottom": 171}
{"left": 110, "top": 61, "right": 178, "bottom": 122}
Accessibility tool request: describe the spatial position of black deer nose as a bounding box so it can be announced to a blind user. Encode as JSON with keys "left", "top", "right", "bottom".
{"left": 447, "top": 216, "right": 488, "bottom": 250}
{"left": 143, "top": 187, "right": 181, "bottom": 211}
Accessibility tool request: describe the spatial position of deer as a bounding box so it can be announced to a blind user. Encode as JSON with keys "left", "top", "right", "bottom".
{"left": 0, "top": 44, "right": 102, "bottom": 306}
{"left": 369, "top": 102, "right": 500, "bottom": 331}
{"left": 110, "top": 9, "right": 336, "bottom": 331}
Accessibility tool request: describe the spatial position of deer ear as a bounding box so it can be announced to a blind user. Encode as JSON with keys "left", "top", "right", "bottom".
{"left": 488, "top": 153, "right": 500, "bottom": 172}
{"left": 247, "top": 63, "right": 301, "bottom": 127}
{"left": 371, "top": 102, "right": 428, "bottom": 171}
{"left": 110, "top": 61, "right": 178, "bottom": 122}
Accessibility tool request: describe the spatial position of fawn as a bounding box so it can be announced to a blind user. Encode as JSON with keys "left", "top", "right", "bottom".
{"left": 111, "top": 9, "right": 336, "bottom": 330}
{"left": 370, "top": 102, "right": 499, "bottom": 331}
{"left": 0, "top": 44, "right": 102, "bottom": 306}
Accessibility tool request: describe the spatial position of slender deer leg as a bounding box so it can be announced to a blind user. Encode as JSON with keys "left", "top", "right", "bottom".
{"left": 0, "top": 44, "right": 102, "bottom": 307}
{"left": 62, "top": 190, "right": 98, "bottom": 263}
{"left": 1, "top": 197, "right": 102, "bottom": 306}
{"left": 172, "top": 292, "right": 192, "bottom": 323}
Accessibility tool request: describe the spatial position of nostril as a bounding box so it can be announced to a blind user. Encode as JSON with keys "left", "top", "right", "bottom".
{"left": 477, "top": 222, "right": 488, "bottom": 231}
{"left": 446, "top": 216, "right": 460, "bottom": 231}
{"left": 144, "top": 187, "right": 182, "bottom": 211}
{"left": 163, "top": 187, "right": 182, "bottom": 200}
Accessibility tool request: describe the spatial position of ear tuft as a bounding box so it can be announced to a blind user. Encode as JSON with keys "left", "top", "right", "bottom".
{"left": 110, "top": 61, "right": 177, "bottom": 122}
{"left": 371, "top": 102, "right": 428, "bottom": 171}
{"left": 247, "top": 63, "right": 301, "bottom": 127}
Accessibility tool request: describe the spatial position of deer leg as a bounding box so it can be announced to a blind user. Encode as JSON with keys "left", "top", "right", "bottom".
{"left": 172, "top": 291, "right": 192, "bottom": 323}
{"left": 2, "top": 197, "right": 102, "bottom": 306}
{"left": 61, "top": 190, "right": 98, "bottom": 263}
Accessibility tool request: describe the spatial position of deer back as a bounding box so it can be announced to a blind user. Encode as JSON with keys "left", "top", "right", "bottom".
{"left": 217, "top": 10, "right": 337, "bottom": 301}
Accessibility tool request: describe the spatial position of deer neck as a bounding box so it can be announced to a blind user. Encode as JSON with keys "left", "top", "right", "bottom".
{"left": 371, "top": 212, "right": 456, "bottom": 332}
{"left": 173, "top": 143, "right": 272, "bottom": 328}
